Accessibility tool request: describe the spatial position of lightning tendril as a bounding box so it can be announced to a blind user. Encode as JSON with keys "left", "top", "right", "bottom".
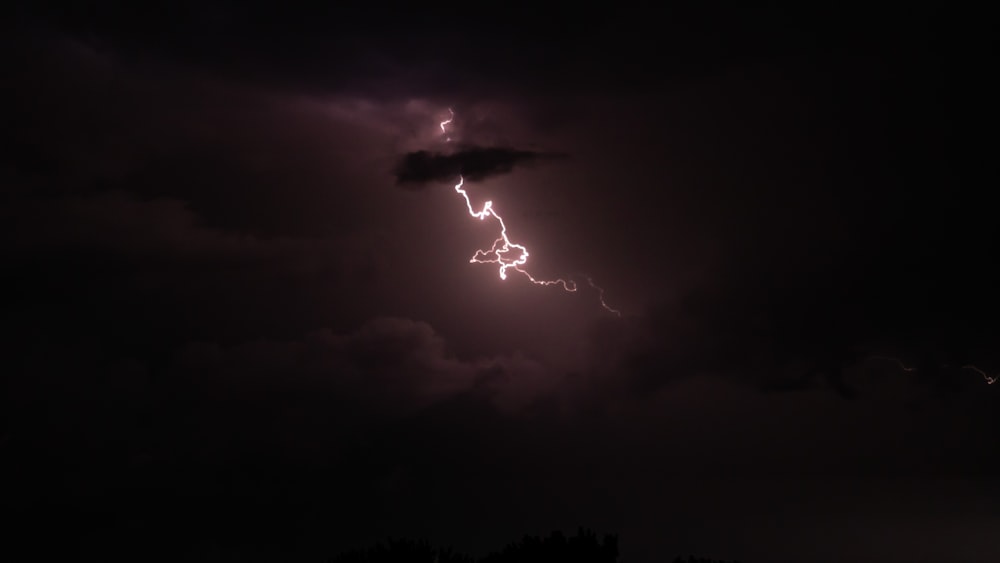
{"left": 961, "top": 364, "right": 999, "bottom": 385}
{"left": 869, "top": 355, "right": 997, "bottom": 385}
{"left": 440, "top": 109, "right": 620, "bottom": 316}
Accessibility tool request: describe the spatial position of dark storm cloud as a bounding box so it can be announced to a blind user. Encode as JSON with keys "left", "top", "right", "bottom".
{"left": 7, "top": 7, "right": 1000, "bottom": 563}
{"left": 592, "top": 294, "right": 996, "bottom": 400}
{"left": 0, "top": 30, "right": 390, "bottom": 240}
{"left": 0, "top": 31, "right": 419, "bottom": 363}
{"left": 4, "top": 314, "right": 556, "bottom": 559}
{"left": 158, "top": 319, "right": 562, "bottom": 464}
{"left": 394, "top": 147, "right": 567, "bottom": 186}
{"left": 584, "top": 264, "right": 1000, "bottom": 401}
{"left": 15, "top": 2, "right": 934, "bottom": 102}
{"left": 6, "top": 315, "right": 549, "bottom": 489}
{"left": 2, "top": 191, "right": 375, "bottom": 274}
{"left": 172, "top": 318, "right": 479, "bottom": 418}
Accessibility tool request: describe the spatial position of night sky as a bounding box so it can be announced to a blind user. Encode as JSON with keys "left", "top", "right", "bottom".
{"left": 4, "top": 4, "right": 999, "bottom": 562}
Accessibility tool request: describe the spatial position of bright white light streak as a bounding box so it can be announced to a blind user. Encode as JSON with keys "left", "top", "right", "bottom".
{"left": 441, "top": 110, "right": 619, "bottom": 316}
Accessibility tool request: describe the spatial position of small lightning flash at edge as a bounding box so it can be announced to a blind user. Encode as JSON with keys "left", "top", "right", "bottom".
{"left": 962, "top": 364, "right": 999, "bottom": 385}
{"left": 439, "top": 108, "right": 453, "bottom": 142}
{"left": 869, "top": 355, "right": 997, "bottom": 385}
{"left": 440, "top": 109, "right": 620, "bottom": 316}
{"left": 870, "top": 356, "right": 918, "bottom": 372}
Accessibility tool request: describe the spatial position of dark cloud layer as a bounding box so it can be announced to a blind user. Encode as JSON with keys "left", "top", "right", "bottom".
{"left": 8, "top": 313, "right": 998, "bottom": 562}
{"left": 3, "top": 4, "right": 999, "bottom": 563}
{"left": 394, "top": 147, "right": 567, "bottom": 186}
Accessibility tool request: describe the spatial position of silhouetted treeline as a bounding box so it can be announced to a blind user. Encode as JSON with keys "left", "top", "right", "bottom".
{"left": 329, "top": 537, "right": 473, "bottom": 563}
{"left": 671, "top": 556, "right": 742, "bottom": 563}
{"left": 327, "top": 528, "right": 741, "bottom": 563}
{"left": 481, "top": 528, "right": 618, "bottom": 563}
{"left": 328, "top": 528, "right": 616, "bottom": 563}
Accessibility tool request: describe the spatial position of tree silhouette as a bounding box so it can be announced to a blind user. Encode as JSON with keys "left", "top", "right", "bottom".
{"left": 328, "top": 538, "right": 474, "bottom": 563}
{"left": 671, "top": 556, "right": 742, "bottom": 563}
{"left": 480, "top": 528, "right": 618, "bottom": 563}
{"left": 327, "top": 529, "right": 741, "bottom": 563}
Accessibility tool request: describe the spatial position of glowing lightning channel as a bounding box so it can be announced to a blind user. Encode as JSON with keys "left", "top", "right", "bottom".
{"left": 453, "top": 175, "right": 575, "bottom": 291}
{"left": 962, "top": 365, "right": 998, "bottom": 385}
{"left": 439, "top": 108, "right": 454, "bottom": 142}
{"left": 868, "top": 355, "right": 997, "bottom": 385}
{"left": 870, "top": 355, "right": 918, "bottom": 372}
{"left": 441, "top": 110, "right": 620, "bottom": 316}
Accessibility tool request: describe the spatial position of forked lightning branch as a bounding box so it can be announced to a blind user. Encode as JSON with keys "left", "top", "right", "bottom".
{"left": 440, "top": 110, "right": 620, "bottom": 316}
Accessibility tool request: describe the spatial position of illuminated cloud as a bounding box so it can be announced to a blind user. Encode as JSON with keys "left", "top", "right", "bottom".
{"left": 394, "top": 146, "right": 567, "bottom": 186}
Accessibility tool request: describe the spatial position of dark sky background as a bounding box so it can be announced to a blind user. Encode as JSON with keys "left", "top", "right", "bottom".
{"left": 3, "top": 3, "right": 999, "bottom": 562}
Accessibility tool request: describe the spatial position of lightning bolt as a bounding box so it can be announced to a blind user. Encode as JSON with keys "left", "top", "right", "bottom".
{"left": 962, "top": 365, "right": 998, "bottom": 385}
{"left": 868, "top": 355, "right": 997, "bottom": 385}
{"left": 441, "top": 110, "right": 620, "bottom": 316}
{"left": 439, "top": 108, "right": 453, "bottom": 141}
{"left": 869, "top": 355, "right": 918, "bottom": 372}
